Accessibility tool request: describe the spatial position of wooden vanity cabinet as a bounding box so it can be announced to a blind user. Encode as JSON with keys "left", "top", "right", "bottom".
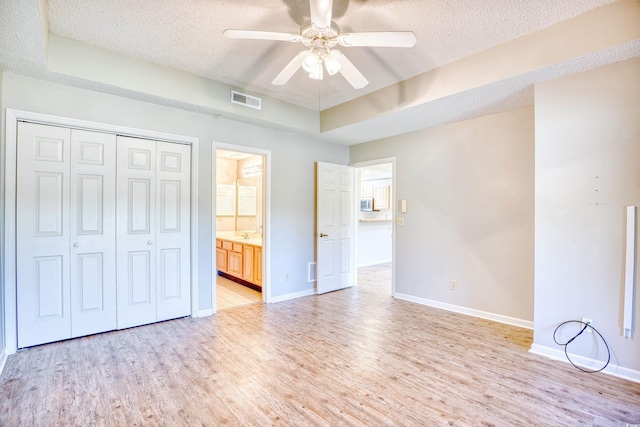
{"left": 242, "top": 245, "right": 254, "bottom": 282}
{"left": 227, "top": 242, "right": 243, "bottom": 277}
{"left": 254, "top": 247, "right": 263, "bottom": 286}
{"left": 215, "top": 239, "right": 227, "bottom": 272}
{"left": 216, "top": 238, "right": 262, "bottom": 289}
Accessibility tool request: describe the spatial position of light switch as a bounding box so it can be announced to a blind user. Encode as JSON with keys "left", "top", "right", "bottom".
{"left": 397, "top": 217, "right": 405, "bottom": 226}
{"left": 400, "top": 199, "right": 407, "bottom": 213}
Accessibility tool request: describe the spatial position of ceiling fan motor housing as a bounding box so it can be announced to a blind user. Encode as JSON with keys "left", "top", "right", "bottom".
{"left": 301, "top": 21, "right": 340, "bottom": 48}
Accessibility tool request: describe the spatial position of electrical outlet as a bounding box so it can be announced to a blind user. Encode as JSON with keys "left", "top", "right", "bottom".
{"left": 450, "top": 280, "right": 457, "bottom": 290}
{"left": 581, "top": 317, "right": 593, "bottom": 333}
{"left": 397, "top": 217, "right": 405, "bottom": 226}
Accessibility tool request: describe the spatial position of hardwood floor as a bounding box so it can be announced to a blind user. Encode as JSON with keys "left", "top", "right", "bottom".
{"left": 1, "top": 285, "right": 639, "bottom": 426}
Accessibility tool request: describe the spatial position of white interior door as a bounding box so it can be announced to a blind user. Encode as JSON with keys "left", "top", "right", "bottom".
{"left": 316, "top": 162, "right": 355, "bottom": 294}
{"left": 69, "top": 129, "right": 117, "bottom": 337}
{"left": 16, "top": 121, "right": 191, "bottom": 347}
{"left": 116, "top": 137, "right": 191, "bottom": 329}
{"left": 17, "top": 123, "right": 72, "bottom": 347}
{"left": 156, "top": 141, "right": 191, "bottom": 321}
{"left": 116, "top": 136, "right": 158, "bottom": 329}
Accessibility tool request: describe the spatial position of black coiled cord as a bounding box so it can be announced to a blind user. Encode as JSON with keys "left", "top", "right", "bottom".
{"left": 553, "top": 320, "right": 611, "bottom": 373}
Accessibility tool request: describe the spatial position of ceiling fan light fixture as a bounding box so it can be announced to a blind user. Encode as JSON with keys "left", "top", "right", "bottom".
{"left": 323, "top": 51, "right": 341, "bottom": 76}
{"left": 224, "top": 0, "right": 412, "bottom": 88}
{"left": 308, "top": 63, "right": 324, "bottom": 80}
{"left": 302, "top": 50, "right": 322, "bottom": 73}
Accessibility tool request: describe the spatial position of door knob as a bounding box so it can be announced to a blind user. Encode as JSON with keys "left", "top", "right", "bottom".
{"left": 147, "top": 240, "right": 153, "bottom": 245}
{"left": 73, "top": 242, "right": 80, "bottom": 248}
{"left": 319, "top": 233, "right": 328, "bottom": 237}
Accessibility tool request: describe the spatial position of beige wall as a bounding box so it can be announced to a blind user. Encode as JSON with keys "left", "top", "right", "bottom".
{"left": 351, "top": 107, "right": 535, "bottom": 324}
{"left": 534, "top": 57, "right": 640, "bottom": 373}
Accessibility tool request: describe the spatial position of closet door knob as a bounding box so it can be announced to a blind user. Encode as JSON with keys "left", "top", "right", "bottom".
{"left": 73, "top": 242, "right": 80, "bottom": 248}
{"left": 147, "top": 240, "right": 153, "bottom": 246}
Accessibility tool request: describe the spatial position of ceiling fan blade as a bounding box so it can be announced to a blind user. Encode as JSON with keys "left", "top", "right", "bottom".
{"left": 272, "top": 51, "right": 311, "bottom": 86}
{"left": 337, "top": 32, "right": 417, "bottom": 48}
{"left": 224, "top": 29, "right": 302, "bottom": 43}
{"left": 331, "top": 50, "right": 369, "bottom": 89}
{"left": 309, "top": 0, "right": 333, "bottom": 30}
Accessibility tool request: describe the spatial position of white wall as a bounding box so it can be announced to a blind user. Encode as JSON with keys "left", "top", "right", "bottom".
{"left": 0, "top": 73, "right": 349, "bottom": 316}
{"left": 534, "top": 57, "right": 640, "bottom": 375}
{"left": 0, "top": 68, "right": 4, "bottom": 358}
{"left": 350, "top": 108, "right": 535, "bottom": 324}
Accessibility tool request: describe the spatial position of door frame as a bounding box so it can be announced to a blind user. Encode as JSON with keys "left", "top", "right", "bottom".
{"left": 351, "top": 157, "right": 397, "bottom": 296}
{"left": 212, "top": 142, "right": 271, "bottom": 307}
{"left": 3, "top": 109, "right": 200, "bottom": 355}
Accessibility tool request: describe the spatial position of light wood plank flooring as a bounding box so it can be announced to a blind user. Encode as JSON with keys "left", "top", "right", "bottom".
{"left": 217, "top": 274, "right": 262, "bottom": 311}
{"left": 1, "top": 285, "right": 639, "bottom": 426}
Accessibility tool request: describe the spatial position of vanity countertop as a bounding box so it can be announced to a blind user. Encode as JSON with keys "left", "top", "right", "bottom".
{"left": 216, "top": 235, "right": 262, "bottom": 247}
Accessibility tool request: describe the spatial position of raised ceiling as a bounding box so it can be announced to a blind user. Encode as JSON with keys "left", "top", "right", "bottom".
{"left": 47, "top": 0, "right": 617, "bottom": 110}
{"left": 1, "top": 0, "right": 639, "bottom": 145}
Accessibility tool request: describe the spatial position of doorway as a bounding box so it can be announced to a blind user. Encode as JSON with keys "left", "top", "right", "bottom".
{"left": 354, "top": 160, "right": 395, "bottom": 295}
{"left": 214, "top": 147, "right": 268, "bottom": 310}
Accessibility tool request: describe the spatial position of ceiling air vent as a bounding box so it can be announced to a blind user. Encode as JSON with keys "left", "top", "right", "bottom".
{"left": 231, "top": 90, "right": 262, "bottom": 110}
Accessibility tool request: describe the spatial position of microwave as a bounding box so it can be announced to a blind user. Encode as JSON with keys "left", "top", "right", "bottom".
{"left": 360, "top": 198, "right": 373, "bottom": 211}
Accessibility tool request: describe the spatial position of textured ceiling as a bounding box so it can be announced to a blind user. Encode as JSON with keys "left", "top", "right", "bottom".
{"left": 46, "top": 0, "right": 617, "bottom": 110}
{"left": 1, "top": 0, "right": 638, "bottom": 146}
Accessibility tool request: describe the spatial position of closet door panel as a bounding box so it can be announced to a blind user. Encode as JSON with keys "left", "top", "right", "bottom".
{"left": 128, "top": 250, "right": 153, "bottom": 303}
{"left": 76, "top": 253, "right": 104, "bottom": 310}
{"left": 116, "top": 136, "right": 157, "bottom": 329}
{"left": 34, "top": 256, "right": 65, "bottom": 317}
{"left": 17, "top": 123, "right": 72, "bottom": 348}
{"left": 70, "top": 129, "right": 117, "bottom": 338}
{"left": 159, "top": 248, "right": 181, "bottom": 299}
{"left": 156, "top": 142, "right": 191, "bottom": 321}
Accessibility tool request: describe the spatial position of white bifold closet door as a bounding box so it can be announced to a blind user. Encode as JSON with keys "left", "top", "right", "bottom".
{"left": 17, "top": 123, "right": 117, "bottom": 348}
{"left": 116, "top": 136, "right": 191, "bottom": 329}
{"left": 16, "top": 123, "right": 191, "bottom": 348}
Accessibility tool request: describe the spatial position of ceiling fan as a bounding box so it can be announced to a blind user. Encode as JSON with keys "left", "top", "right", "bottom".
{"left": 223, "top": 0, "right": 416, "bottom": 89}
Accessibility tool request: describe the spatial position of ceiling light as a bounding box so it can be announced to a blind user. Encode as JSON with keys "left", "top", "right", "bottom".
{"left": 308, "top": 62, "right": 323, "bottom": 80}
{"left": 302, "top": 50, "right": 322, "bottom": 73}
{"left": 242, "top": 165, "right": 263, "bottom": 176}
{"left": 323, "top": 50, "right": 341, "bottom": 76}
{"left": 300, "top": 47, "right": 341, "bottom": 81}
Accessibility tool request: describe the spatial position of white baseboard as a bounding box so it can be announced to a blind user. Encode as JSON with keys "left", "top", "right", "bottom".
{"left": 0, "top": 348, "right": 7, "bottom": 377}
{"left": 530, "top": 343, "right": 640, "bottom": 383}
{"left": 197, "top": 308, "right": 214, "bottom": 318}
{"left": 394, "top": 293, "right": 534, "bottom": 330}
{"left": 270, "top": 288, "right": 316, "bottom": 303}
